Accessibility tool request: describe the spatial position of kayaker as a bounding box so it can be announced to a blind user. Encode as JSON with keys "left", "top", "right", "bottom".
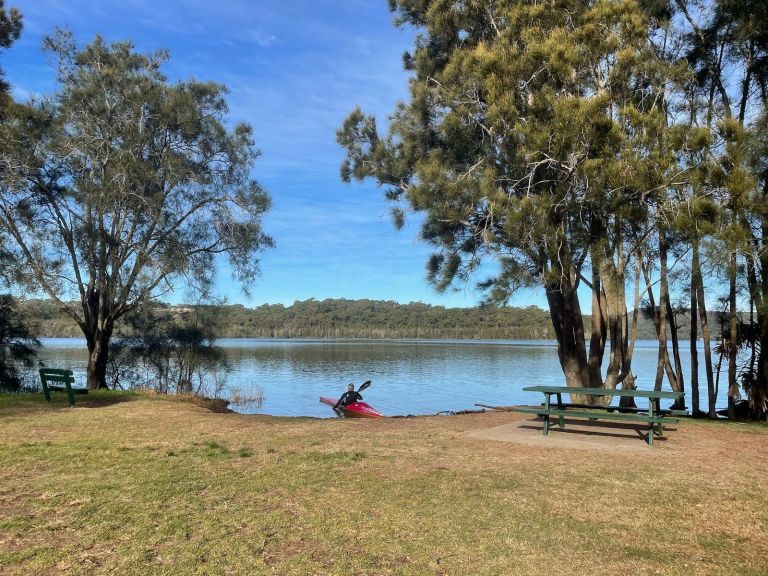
{"left": 334, "top": 383, "right": 363, "bottom": 415}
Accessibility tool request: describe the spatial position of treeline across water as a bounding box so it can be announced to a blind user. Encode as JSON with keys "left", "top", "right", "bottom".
{"left": 218, "top": 300, "right": 554, "bottom": 339}
{"left": 20, "top": 298, "right": 711, "bottom": 341}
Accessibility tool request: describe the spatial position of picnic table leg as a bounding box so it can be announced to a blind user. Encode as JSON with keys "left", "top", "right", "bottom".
{"left": 647, "top": 398, "right": 655, "bottom": 445}
{"left": 588, "top": 393, "right": 597, "bottom": 421}
{"left": 654, "top": 398, "right": 663, "bottom": 437}
{"left": 556, "top": 393, "right": 564, "bottom": 429}
{"left": 542, "top": 393, "right": 550, "bottom": 435}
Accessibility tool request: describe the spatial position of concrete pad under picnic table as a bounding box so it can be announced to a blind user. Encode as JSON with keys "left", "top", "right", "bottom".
{"left": 466, "top": 415, "right": 678, "bottom": 451}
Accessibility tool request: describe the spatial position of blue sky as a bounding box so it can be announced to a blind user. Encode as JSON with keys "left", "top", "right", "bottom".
{"left": 3, "top": 0, "right": 547, "bottom": 309}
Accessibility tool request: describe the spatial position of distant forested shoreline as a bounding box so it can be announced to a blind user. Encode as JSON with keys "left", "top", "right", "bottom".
{"left": 19, "top": 298, "right": 704, "bottom": 341}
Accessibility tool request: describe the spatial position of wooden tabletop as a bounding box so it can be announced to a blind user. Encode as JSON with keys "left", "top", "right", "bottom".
{"left": 522, "top": 386, "right": 683, "bottom": 400}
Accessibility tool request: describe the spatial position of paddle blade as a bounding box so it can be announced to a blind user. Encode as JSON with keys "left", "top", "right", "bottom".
{"left": 358, "top": 380, "right": 372, "bottom": 392}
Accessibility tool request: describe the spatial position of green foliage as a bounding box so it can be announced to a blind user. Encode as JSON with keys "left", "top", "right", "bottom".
{"left": 19, "top": 297, "right": 685, "bottom": 341}
{"left": 0, "top": 0, "right": 22, "bottom": 109}
{"left": 338, "top": 0, "right": 695, "bottom": 390}
{"left": 108, "top": 304, "right": 230, "bottom": 396}
{"left": 0, "top": 32, "right": 272, "bottom": 388}
{"left": 0, "top": 294, "right": 38, "bottom": 391}
{"left": 675, "top": 0, "right": 768, "bottom": 416}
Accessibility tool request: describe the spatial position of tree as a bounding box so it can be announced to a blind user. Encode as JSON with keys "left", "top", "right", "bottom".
{"left": 338, "top": 0, "right": 686, "bottom": 394}
{"left": 0, "top": 0, "right": 21, "bottom": 276}
{"left": 0, "top": 32, "right": 272, "bottom": 389}
{"left": 0, "top": 0, "right": 22, "bottom": 111}
{"left": 677, "top": 0, "right": 768, "bottom": 418}
{"left": 0, "top": 294, "right": 38, "bottom": 391}
{"left": 108, "top": 304, "right": 229, "bottom": 397}
{"left": 0, "top": 2, "right": 34, "bottom": 392}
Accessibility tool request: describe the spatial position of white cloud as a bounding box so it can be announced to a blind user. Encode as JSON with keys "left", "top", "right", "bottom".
{"left": 247, "top": 28, "right": 277, "bottom": 48}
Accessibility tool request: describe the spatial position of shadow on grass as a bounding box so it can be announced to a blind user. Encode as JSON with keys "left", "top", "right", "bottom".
{"left": 1, "top": 390, "right": 232, "bottom": 414}
{"left": 0, "top": 390, "right": 138, "bottom": 412}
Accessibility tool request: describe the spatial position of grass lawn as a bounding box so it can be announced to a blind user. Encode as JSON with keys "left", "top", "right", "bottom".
{"left": 1, "top": 392, "right": 766, "bottom": 575}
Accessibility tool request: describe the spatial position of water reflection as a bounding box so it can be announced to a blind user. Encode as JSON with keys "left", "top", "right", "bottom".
{"left": 36, "top": 338, "right": 732, "bottom": 417}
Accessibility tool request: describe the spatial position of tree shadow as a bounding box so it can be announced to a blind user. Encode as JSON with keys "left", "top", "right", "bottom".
{"left": 0, "top": 391, "right": 138, "bottom": 412}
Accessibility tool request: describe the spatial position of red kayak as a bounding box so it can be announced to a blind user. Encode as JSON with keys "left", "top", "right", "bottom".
{"left": 319, "top": 396, "right": 384, "bottom": 418}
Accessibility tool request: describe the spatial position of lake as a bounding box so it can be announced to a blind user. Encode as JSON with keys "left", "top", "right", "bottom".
{"left": 35, "top": 338, "right": 736, "bottom": 417}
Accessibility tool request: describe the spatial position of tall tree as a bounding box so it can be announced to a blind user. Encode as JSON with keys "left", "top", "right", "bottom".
{"left": 0, "top": 0, "right": 21, "bottom": 274}
{"left": 0, "top": 33, "right": 273, "bottom": 388}
{"left": 338, "top": 0, "right": 684, "bottom": 394}
{"left": 678, "top": 0, "right": 767, "bottom": 417}
{"left": 747, "top": 110, "right": 768, "bottom": 417}
{"left": 0, "top": 0, "right": 22, "bottom": 112}
{"left": 0, "top": 2, "right": 34, "bottom": 391}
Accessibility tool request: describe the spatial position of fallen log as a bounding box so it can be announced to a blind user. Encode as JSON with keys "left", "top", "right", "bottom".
{"left": 474, "top": 403, "right": 516, "bottom": 412}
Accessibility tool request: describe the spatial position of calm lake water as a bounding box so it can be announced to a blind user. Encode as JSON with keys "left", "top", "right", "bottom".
{"left": 35, "top": 338, "right": 735, "bottom": 417}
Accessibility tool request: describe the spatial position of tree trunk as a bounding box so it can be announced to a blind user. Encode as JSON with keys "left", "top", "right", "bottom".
{"left": 755, "top": 186, "right": 768, "bottom": 418}
{"left": 664, "top": 282, "right": 686, "bottom": 409}
{"left": 756, "top": 307, "right": 768, "bottom": 418}
{"left": 693, "top": 248, "right": 717, "bottom": 418}
{"left": 86, "top": 334, "right": 111, "bottom": 389}
{"left": 82, "top": 285, "right": 114, "bottom": 389}
{"left": 617, "top": 261, "right": 642, "bottom": 408}
{"left": 544, "top": 257, "right": 591, "bottom": 398}
{"left": 587, "top": 245, "right": 607, "bottom": 389}
{"left": 642, "top": 259, "right": 679, "bottom": 391}
{"left": 728, "top": 253, "right": 738, "bottom": 419}
{"left": 546, "top": 281, "right": 586, "bottom": 388}
{"left": 654, "top": 232, "right": 669, "bottom": 392}
{"left": 690, "top": 251, "right": 700, "bottom": 415}
{"left": 600, "top": 250, "right": 637, "bottom": 405}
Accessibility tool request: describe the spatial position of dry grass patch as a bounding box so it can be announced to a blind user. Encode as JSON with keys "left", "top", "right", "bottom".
{"left": 0, "top": 392, "right": 766, "bottom": 575}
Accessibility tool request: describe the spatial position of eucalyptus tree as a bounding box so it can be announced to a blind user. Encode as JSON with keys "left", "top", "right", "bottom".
{"left": 339, "top": 0, "right": 688, "bottom": 394}
{"left": 0, "top": 33, "right": 273, "bottom": 388}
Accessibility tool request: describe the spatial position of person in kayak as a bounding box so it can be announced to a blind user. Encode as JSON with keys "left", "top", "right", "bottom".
{"left": 334, "top": 383, "right": 363, "bottom": 415}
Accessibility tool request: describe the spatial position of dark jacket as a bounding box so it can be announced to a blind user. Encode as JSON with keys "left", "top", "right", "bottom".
{"left": 335, "top": 390, "right": 362, "bottom": 408}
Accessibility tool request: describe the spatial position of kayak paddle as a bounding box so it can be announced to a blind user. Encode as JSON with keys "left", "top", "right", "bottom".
{"left": 358, "top": 380, "right": 372, "bottom": 392}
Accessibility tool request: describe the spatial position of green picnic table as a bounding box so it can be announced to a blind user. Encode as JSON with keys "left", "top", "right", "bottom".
{"left": 513, "top": 386, "right": 685, "bottom": 445}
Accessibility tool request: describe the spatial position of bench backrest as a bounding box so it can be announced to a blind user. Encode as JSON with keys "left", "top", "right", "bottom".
{"left": 39, "top": 368, "right": 75, "bottom": 387}
{"left": 39, "top": 368, "right": 83, "bottom": 406}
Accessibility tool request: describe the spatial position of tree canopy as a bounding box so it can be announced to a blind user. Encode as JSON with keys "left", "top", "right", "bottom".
{"left": 339, "top": 0, "right": 684, "bottom": 392}
{"left": 339, "top": 0, "right": 768, "bottom": 416}
{"left": 0, "top": 32, "right": 272, "bottom": 388}
{"left": 0, "top": 0, "right": 22, "bottom": 110}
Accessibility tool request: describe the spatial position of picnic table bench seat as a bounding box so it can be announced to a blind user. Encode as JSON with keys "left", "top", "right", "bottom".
{"left": 514, "top": 406, "right": 679, "bottom": 424}
{"left": 537, "top": 402, "right": 688, "bottom": 417}
{"left": 39, "top": 368, "right": 87, "bottom": 407}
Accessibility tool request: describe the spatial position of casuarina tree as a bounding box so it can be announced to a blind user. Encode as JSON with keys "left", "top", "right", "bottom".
{"left": 338, "top": 0, "right": 688, "bottom": 393}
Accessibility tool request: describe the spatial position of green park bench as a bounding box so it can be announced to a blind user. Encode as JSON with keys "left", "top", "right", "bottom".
{"left": 39, "top": 368, "right": 88, "bottom": 407}
{"left": 512, "top": 386, "right": 684, "bottom": 446}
